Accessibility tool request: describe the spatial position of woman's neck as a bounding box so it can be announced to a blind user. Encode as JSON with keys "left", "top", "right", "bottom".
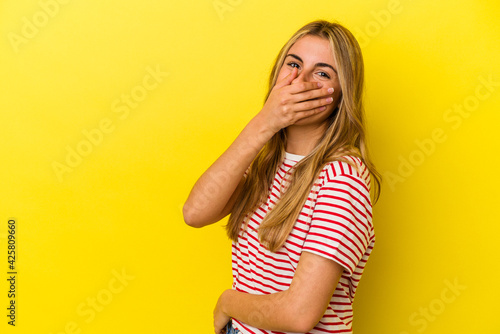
{"left": 284, "top": 122, "right": 328, "bottom": 156}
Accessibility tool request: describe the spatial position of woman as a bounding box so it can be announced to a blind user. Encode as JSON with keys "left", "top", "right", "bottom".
{"left": 183, "top": 19, "right": 381, "bottom": 334}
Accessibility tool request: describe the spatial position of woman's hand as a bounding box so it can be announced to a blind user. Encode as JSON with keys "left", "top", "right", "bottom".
{"left": 257, "top": 66, "right": 335, "bottom": 134}
{"left": 213, "top": 290, "right": 231, "bottom": 334}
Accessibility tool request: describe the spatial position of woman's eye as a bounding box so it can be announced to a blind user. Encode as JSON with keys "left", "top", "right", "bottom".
{"left": 287, "top": 62, "right": 300, "bottom": 69}
{"left": 318, "top": 72, "right": 331, "bottom": 79}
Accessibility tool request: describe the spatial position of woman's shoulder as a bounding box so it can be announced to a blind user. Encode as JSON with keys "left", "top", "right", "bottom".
{"left": 321, "top": 155, "right": 371, "bottom": 191}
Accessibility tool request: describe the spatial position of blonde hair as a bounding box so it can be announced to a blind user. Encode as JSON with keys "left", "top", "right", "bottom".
{"left": 225, "top": 20, "right": 381, "bottom": 252}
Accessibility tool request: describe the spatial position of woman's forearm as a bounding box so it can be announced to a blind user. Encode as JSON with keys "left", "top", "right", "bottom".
{"left": 183, "top": 115, "right": 274, "bottom": 228}
{"left": 221, "top": 288, "right": 307, "bottom": 333}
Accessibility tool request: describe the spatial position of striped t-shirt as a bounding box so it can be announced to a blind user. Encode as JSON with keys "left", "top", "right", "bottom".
{"left": 231, "top": 151, "right": 375, "bottom": 334}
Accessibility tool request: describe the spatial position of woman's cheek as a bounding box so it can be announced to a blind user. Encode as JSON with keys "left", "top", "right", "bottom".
{"left": 277, "top": 69, "right": 291, "bottom": 82}
{"left": 331, "top": 85, "right": 341, "bottom": 101}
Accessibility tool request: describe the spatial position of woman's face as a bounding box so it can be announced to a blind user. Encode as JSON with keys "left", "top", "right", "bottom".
{"left": 276, "top": 34, "right": 342, "bottom": 126}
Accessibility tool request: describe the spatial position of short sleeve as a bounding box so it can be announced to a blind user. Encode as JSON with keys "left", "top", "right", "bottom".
{"left": 302, "top": 173, "right": 373, "bottom": 277}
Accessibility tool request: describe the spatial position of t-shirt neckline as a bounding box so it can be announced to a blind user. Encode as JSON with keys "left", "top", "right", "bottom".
{"left": 285, "top": 151, "right": 306, "bottom": 162}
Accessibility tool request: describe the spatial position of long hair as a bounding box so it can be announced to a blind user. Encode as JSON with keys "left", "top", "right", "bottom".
{"left": 225, "top": 20, "right": 382, "bottom": 252}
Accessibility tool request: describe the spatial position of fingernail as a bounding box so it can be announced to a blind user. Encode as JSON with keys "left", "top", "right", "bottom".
{"left": 326, "top": 97, "right": 333, "bottom": 103}
{"left": 328, "top": 88, "right": 334, "bottom": 93}
{"left": 320, "top": 106, "right": 327, "bottom": 111}
{"left": 317, "top": 82, "right": 322, "bottom": 87}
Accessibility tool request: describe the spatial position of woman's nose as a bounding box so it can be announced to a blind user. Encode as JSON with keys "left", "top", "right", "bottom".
{"left": 291, "top": 70, "right": 309, "bottom": 84}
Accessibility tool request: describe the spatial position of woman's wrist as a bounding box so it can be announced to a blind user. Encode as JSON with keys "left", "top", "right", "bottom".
{"left": 247, "top": 113, "right": 277, "bottom": 146}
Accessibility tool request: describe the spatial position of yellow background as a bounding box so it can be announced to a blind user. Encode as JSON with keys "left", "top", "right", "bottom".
{"left": 1, "top": 0, "right": 499, "bottom": 333}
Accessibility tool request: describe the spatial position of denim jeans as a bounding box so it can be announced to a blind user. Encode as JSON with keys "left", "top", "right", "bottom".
{"left": 226, "top": 320, "right": 241, "bottom": 334}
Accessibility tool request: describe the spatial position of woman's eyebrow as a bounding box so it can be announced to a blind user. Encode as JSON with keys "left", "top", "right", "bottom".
{"left": 286, "top": 53, "right": 337, "bottom": 74}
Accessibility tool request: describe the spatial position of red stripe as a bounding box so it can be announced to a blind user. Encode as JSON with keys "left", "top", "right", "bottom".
{"left": 327, "top": 177, "right": 370, "bottom": 201}
{"left": 318, "top": 188, "right": 372, "bottom": 219}
{"left": 320, "top": 194, "right": 371, "bottom": 219}
{"left": 236, "top": 278, "right": 270, "bottom": 295}
{"left": 233, "top": 319, "right": 259, "bottom": 334}
{"left": 245, "top": 233, "right": 296, "bottom": 271}
{"left": 314, "top": 200, "right": 369, "bottom": 231}
{"left": 310, "top": 215, "right": 368, "bottom": 250}
{"left": 305, "top": 230, "right": 363, "bottom": 262}
{"left": 237, "top": 270, "right": 287, "bottom": 291}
